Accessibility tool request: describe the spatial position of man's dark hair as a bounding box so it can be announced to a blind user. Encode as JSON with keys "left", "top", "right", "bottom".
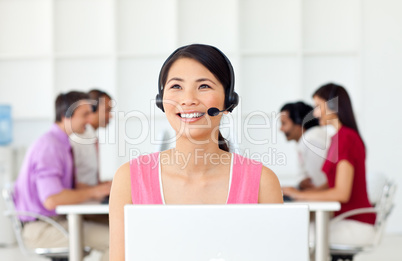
{"left": 88, "top": 89, "right": 112, "bottom": 112}
{"left": 280, "top": 101, "right": 319, "bottom": 130}
{"left": 55, "top": 91, "right": 90, "bottom": 122}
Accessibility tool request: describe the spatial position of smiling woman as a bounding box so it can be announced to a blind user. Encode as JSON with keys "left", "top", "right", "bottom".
{"left": 156, "top": 44, "right": 239, "bottom": 152}
{"left": 108, "top": 44, "right": 283, "bottom": 261}
{"left": 163, "top": 57, "right": 226, "bottom": 143}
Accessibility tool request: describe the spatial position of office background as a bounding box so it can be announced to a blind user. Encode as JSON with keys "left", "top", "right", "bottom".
{"left": 0, "top": 0, "right": 401, "bottom": 234}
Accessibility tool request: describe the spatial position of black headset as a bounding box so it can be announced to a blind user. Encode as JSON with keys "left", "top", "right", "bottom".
{"left": 61, "top": 93, "right": 73, "bottom": 118}
{"left": 292, "top": 102, "right": 303, "bottom": 125}
{"left": 327, "top": 84, "right": 339, "bottom": 111}
{"left": 91, "top": 90, "right": 107, "bottom": 113}
{"left": 155, "top": 45, "right": 239, "bottom": 113}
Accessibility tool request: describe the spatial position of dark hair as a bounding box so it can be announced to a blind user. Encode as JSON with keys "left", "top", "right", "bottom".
{"left": 280, "top": 101, "right": 319, "bottom": 130}
{"left": 313, "top": 83, "right": 361, "bottom": 136}
{"left": 158, "top": 44, "right": 234, "bottom": 152}
{"left": 55, "top": 91, "right": 90, "bottom": 122}
{"left": 88, "top": 89, "right": 112, "bottom": 112}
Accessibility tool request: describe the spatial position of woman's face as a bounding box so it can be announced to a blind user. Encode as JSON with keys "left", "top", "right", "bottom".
{"left": 162, "top": 58, "right": 226, "bottom": 142}
{"left": 313, "top": 95, "right": 337, "bottom": 126}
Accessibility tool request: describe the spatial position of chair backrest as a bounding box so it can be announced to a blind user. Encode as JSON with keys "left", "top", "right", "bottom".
{"left": 367, "top": 172, "right": 388, "bottom": 204}
{"left": 2, "top": 184, "right": 89, "bottom": 259}
{"left": 373, "top": 180, "right": 397, "bottom": 246}
{"left": 1, "top": 184, "right": 30, "bottom": 255}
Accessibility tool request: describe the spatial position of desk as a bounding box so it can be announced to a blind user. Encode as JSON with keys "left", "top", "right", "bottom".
{"left": 56, "top": 203, "right": 108, "bottom": 261}
{"left": 56, "top": 201, "right": 340, "bottom": 261}
{"left": 287, "top": 201, "right": 341, "bottom": 261}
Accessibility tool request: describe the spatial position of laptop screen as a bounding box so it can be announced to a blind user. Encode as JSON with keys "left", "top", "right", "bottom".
{"left": 124, "top": 204, "right": 309, "bottom": 261}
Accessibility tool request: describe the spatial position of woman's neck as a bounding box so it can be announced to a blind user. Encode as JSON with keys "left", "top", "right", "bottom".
{"left": 331, "top": 118, "right": 343, "bottom": 132}
{"left": 167, "top": 137, "right": 230, "bottom": 175}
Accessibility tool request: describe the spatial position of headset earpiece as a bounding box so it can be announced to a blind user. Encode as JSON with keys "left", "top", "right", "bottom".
{"left": 155, "top": 93, "right": 164, "bottom": 112}
{"left": 327, "top": 85, "right": 338, "bottom": 112}
{"left": 92, "top": 103, "right": 98, "bottom": 113}
{"left": 90, "top": 90, "right": 106, "bottom": 113}
{"left": 226, "top": 92, "right": 239, "bottom": 112}
{"left": 292, "top": 103, "right": 303, "bottom": 125}
{"left": 216, "top": 46, "right": 238, "bottom": 113}
{"left": 62, "top": 93, "right": 73, "bottom": 118}
{"left": 155, "top": 47, "right": 185, "bottom": 113}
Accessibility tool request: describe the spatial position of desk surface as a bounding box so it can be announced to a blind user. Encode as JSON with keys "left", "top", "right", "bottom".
{"left": 56, "top": 201, "right": 340, "bottom": 215}
{"left": 286, "top": 201, "right": 340, "bottom": 211}
{"left": 56, "top": 202, "right": 109, "bottom": 215}
{"left": 57, "top": 201, "right": 339, "bottom": 261}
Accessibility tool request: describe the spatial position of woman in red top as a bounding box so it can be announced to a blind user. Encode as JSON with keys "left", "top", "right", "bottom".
{"left": 283, "top": 83, "right": 376, "bottom": 245}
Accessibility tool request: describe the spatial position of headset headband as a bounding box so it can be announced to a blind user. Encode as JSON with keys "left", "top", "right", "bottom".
{"left": 156, "top": 44, "right": 238, "bottom": 112}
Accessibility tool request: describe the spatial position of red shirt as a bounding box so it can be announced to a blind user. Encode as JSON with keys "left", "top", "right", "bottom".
{"left": 322, "top": 126, "right": 376, "bottom": 225}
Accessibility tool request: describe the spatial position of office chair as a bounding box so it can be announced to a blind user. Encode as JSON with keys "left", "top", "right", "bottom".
{"left": 330, "top": 180, "right": 397, "bottom": 261}
{"left": 2, "top": 184, "right": 91, "bottom": 261}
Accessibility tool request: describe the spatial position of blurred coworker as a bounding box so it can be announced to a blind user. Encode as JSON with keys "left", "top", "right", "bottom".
{"left": 70, "top": 89, "right": 113, "bottom": 189}
{"left": 283, "top": 83, "right": 376, "bottom": 246}
{"left": 280, "top": 101, "right": 329, "bottom": 190}
{"left": 13, "top": 91, "right": 110, "bottom": 261}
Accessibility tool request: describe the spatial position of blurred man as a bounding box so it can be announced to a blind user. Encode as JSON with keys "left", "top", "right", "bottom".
{"left": 280, "top": 101, "right": 329, "bottom": 190}
{"left": 14, "top": 91, "right": 110, "bottom": 261}
{"left": 70, "top": 89, "right": 113, "bottom": 189}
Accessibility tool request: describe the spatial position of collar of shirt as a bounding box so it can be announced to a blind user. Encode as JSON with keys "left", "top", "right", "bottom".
{"left": 85, "top": 124, "right": 96, "bottom": 137}
{"left": 69, "top": 124, "right": 97, "bottom": 144}
{"left": 50, "top": 123, "right": 71, "bottom": 149}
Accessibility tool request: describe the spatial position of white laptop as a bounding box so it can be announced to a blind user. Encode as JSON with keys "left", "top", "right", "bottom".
{"left": 124, "top": 204, "right": 309, "bottom": 261}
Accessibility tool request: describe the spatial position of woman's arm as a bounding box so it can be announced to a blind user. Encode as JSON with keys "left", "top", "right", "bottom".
{"left": 258, "top": 166, "right": 284, "bottom": 203}
{"left": 303, "top": 182, "right": 329, "bottom": 192}
{"left": 109, "top": 162, "right": 132, "bottom": 261}
{"left": 282, "top": 160, "right": 354, "bottom": 202}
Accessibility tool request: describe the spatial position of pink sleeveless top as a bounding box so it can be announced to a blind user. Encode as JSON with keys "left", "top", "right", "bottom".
{"left": 130, "top": 152, "right": 263, "bottom": 204}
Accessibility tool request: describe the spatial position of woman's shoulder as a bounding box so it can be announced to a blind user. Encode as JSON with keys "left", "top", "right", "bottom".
{"left": 232, "top": 152, "right": 262, "bottom": 167}
{"left": 260, "top": 165, "right": 279, "bottom": 184}
{"left": 339, "top": 127, "right": 364, "bottom": 147}
{"left": 130, "top": 152, "right": 160, "bottom": 161}
{"left": 340, "top": 126, "right": 360, "bottom": 140}
{"left": 112, "top": 153, "right": 158, "bottom": 178}
{"left": 259, "top": 165, "right": 283, "bottom": 203}
{"left": 232, "top": 152, "right": 279, "bottom": 183}
{"left": 130, "top": 152, "right": 160, "bottom": 166}
{"left": 112, "top": 162, "right": 131, "bottom": 186}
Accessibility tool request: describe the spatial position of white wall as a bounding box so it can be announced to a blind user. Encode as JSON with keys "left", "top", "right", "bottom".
{"left": 362, "top": 0, "right": 402, "bottom": 234}
{"left": 0, "top": 0, "right": 401, "bottom": 233}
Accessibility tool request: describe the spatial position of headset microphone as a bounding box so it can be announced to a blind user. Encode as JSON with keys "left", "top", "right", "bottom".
{"left": 207, "top": 104, "right": 235, "bottom": 117}
{"left": 207, "top": 107, "right": 221, "bottom": 116}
